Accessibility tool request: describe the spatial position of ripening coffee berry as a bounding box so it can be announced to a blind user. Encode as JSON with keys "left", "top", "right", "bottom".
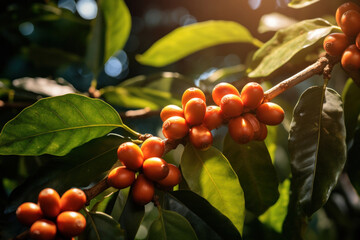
{"left": 157, "top": 164, "right": 182, "bottom": 188}
{"left": 228, "top": 116, "right": 254, "bottom": 144}
{"left": 220, "top": 94, "right": 243, "bottom": 118}
{"left": 160, "top": 105, "right": 184, "bottom": 122}
{"left": 38, "top": 188, "right": 61, "bottom": 218}
{"left": 107, "top": 166, "right": 136, "bottom": 189}
{"left": 57, "top": 211, "right": 86, "bottom": 237}
{"left": 256, "top": 102, "right": 285, "bottom": 126}
{"left": 203, "top": 105, "right": 223, "bottom": 130}
{"left": 336, "top": 2, "right": 360, "bottom": 27}
{"left": 340, "top": 10, "right": 360, "bottom": 37}
{"left": 212, "top": 82, "right": 240, "bottom": 106}
{"left": 341, "top": 44, "right": 360, "bottom": 71}
{"left": 16, "top": 202, "right": 43, "bottom": 226}
{"left": 132, "top": 174, "right": 155, "bottom": 205}
{"left": 30, "top": 219, "right": 57, "bottom": 240}
{"left": 60, "top": 188, "right": 86, "bottom": 212}
{"left": 240, "top": 82, "right": 264, "bottom": 109}
{"left": 243, "top": 113, "right": 261, "bottom": 139}
{"left": 184, "top": 98, "right": 206, "bottom": 126}
{"left": 117, "top": 142, "right": 144, "bottom": 171}
{"left": 142, "top": 157, "right": 169, "bottom": 181}
{"left": 141, "top": 137, "right": 165, "bottom": 159}
{"left": 356, "top": 32, "right": 360, "bottom": 49}
{"left": 323, "top": 33, "right": 349, "bottom": 57}
{"left": 256, "top": 122, "right": 268, "bottom": 141}
{"left": 189, "top": 125, "right": 213, "bottom": 151}
{"left": 181, "top": 87, "right": 206, "bottom": 108}
{"left": 162, "top": 116, "right": 189, "bottom": 139}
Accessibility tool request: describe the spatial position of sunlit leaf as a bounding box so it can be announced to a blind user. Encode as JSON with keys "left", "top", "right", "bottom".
{"left": 223, "top": 136, "right": 279, "bottom": 216}
{"left": 248, "top": 18, "right": 337, "bottom": 78}
{"left": 342, "top": 79, "right": 360, "bottom": 142}
{"left": 136, "top": 20, "right": 261, "bottom": 67}
{"left": 288, "top": 0, "right": 320, "bottom": 8}
{"left": 83, "top": 212, "right": 125, "bottom": 240}
{"left": 0, "top": 94, "right": 130, "bottom": 156}
{"left": 181, "top": 144, "right": 245, "bottom": 234}
{"left": 258, "top": 13, "right": 298, "bottom": 34}
{"left": 147, "top": 209, "right": 198, "bottom": 240}
{"left": 165, "top": 191, "right": 242, "bottom": 240}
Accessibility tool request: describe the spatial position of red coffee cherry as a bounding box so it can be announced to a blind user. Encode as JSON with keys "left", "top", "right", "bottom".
{"left": 30, "top": 219, "right": 57, "bottom": 240}
{"left": 189, "top": 125, "right": 213, "bottom": 151}
{"left": 341, "top": 44, "right": 360, "bottom": 71}
{"left": 220, "top": 94, "right": 243, "bottom": 118}
{"left": 336, "top": 2, "right": 360, "bottom": 27}
{"left": 340, "top": 10, "right": 360, "bottom": 37}
{"left": 117, "top": 142, "right": 144, "bottom": 171}
{"left": 16, "top": 202, "right": 43, "bottom": 226}
{"left": 323, "top": 33, "right": 349, "bottom": 57}
{"left": 256, "top": 122, "right": 268, "bottom": 141}
{"left": 157, "top": 164, "right": 182, "bottom": 188}
{"left": 160, "top": 105, "right": 184, "bottom": 122}
{"left": 256, "top": 102, "right": 285, "bottom": 126}
{"left": 212, "top": 82, "right": 240, "bottom": 106}
{"left": 38, "top": 188, "right": 61, "bottom": 218}
{"left": 132, "top": 174, "right": 155, "bottom": 205}
{"left": 240, "top": 82, "right": 264, "bottom": 109}
{"left": 60, "top": 188, "right": 86, "bottom": 212}
{"left": 356, "top": 32, "right": 360, "bottom": 49}
{"left": 57, "top": 211, "right": 86, "bottom": 237}
{"left": 228, "top": 116, "right": 254, "bottom": 144}
{"left": 107, "top": 166, "right": 136, "bottom": 189}
{"left": 203, "top": 105, "right": 223, "bottom": 130}
{"left": 141, "top": 137, "right": 165, "bottom": 159}
{"left": 184, "top": 98, "right": 206, "bottom": 126}
{"left": 162, "top": 116, "right": 189, "bottom": 140}
{"left": 181, "top": 87, "right": 206, "bottom": 108}
{"left": 142, "top": 157, "right": 169, "bottom": 181}
{"left": 243, "top": 113, "right": 261, "bottom": 139}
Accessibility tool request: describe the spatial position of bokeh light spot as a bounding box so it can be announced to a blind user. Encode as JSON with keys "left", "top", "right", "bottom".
{"left": 76, "top": 0, "right": 98, "bottom": 20}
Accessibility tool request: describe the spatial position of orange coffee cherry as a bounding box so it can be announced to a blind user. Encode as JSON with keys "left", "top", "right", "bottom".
{"left": 162, "top": 116, "right": 189, "bottom": 140}
{"left": 160, "top": 105, "right": 184, "bottom": 122}
{"left": 256, "top": 122, "right": 268, "bottom": 141}
{"left": 203, "top": 105, "right": 223, "bottom": 130}
{"left": 157, "top": 164, "right": 182, "bottom": 188}
{"left": 38, "top": 188, "right": 61, "bottom": 218}
{"left": 212, "top": 82, "right": 240, "bottom": 106}
{"left": 141, "top": 136, "right": 165, "bottom": 159}
{"left": 60, "top": 188, "right": 86, "bottom": 212}
{"left": 220, "top": 94, "right": 243, "bottom": 118}
{"left": 189, "top": 125, "right": 213, "bottom": 151}
{"left": 117, "top": 142, "right": 144, "bottom": 171}
{"left": 323, "top": 33, "right": 350, "bottom": 57}
{"left": 131, "top": 174, "right": 155, "bottom": 205}
{"left": 184, "top": 98, "right": 206, "bottom": 126}
{"left": 142, "top": 157, "right": 169, "bottom": 181}
{"left": 341, "top": 44, "right": 360, "bottom": 71}
{"left": 356, "top": 32, "right": 360, "bottom": 49}
{"left": 240, "top": 82, "right": 264, "bottom": 109}
{"left": 340, "top": 10, "right": 360, "bottom": 37}
{"left": 30, "top": 219, "right": 57, "bottom": 240}
{"left": 228, "top": 116, "right": 254, "bottom": 144}
{"left": 57, "top": 211, "right": 86, "bottom": 237}
{"left": 336, "top": 2, "right": 360, "bottom": 27}
{"left": 181, "top": 87, "right": 206, "bottom": 108}
{"left": 243, "top": 113, "right": 261, "bottom": 139}
{"left": 16, "top": 202, "right": 43, "bottom": 226}
{"left": 107, "top": 166, "right": 136, "bottom": 189}
{"left": 256, "top": 102, "right": 285, "bottom": 126}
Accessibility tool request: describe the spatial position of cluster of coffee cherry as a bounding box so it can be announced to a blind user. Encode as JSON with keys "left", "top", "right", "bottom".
{"left": 16, "top": 188, "right": 87, "bottom": 240}
{"left": 108, "top": 136, "right": 181, "bottom": 205}
{"left": 323, "top": 2, "right": 360, "bottom": 71}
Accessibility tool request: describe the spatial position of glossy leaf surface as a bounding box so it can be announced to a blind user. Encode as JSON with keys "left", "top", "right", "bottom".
{"left": 342, "top": 79, "right": 360, "bottom": 142}
{"left": 83, "top": 212, "right": 125, "bottom": 240}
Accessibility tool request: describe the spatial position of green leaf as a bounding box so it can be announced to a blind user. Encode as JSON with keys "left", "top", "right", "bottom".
{"left": 86, "top": 0, "right": 131, "bottom": 74}
{"left": 248, "top": 18, "right": 337, "bottom": 78}
{"left": 165, "top": 190, "right": 242, "bottom": 240}
{"left": 288, "top": 0, "right": 320, "bottom": 8}
{"left": 259, "top": 179, "right": 290, "bottom": 233}
{"left": 5, "top": 134, "right": 125, "bottom": 213}
{"left": 83, "top": 212, "right": 125, "bottom": 240}
{"left": 136, "top": 20, "right": 261, "bottom": 67}
{"left": 181, "top": 145, "right": 245, "bottom": 234}
{"left": 222, "top": 136, "right": 279, "bottom": 216}
{"left": 342, "top": 79, "right": 360, "bottom": 142}
{"left": 0, "top": 94, "right": 129, "bottom": 156}
{"left": 147, "top": 209, "right": 198, "bottom": 240}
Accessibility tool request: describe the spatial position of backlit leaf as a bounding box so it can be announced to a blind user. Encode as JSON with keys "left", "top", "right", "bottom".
{"left": 288, "top": 0, "right": 320, "bottom": 8}
{"left": 342, "top": 79, "right": 360, "bottom": 142}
